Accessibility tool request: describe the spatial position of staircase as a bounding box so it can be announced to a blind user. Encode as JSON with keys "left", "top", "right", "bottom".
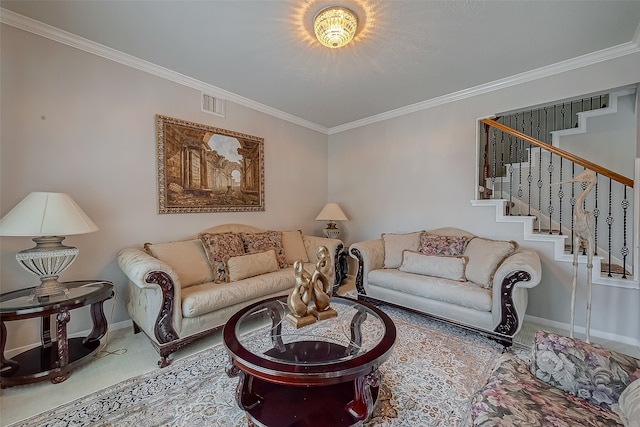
{"left": 474, "top": 88, "right": 638, "bottom": 289}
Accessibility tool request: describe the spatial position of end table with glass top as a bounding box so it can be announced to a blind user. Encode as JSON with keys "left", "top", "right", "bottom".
{"left": 224, "top": 295, "right": 396, "bottom": 427}
{"left": 0, "top": 280, "right": 114, "bottom": 388}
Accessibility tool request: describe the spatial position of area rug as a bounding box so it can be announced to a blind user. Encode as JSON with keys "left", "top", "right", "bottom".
{"left": 9, "top": 306, "right": 529, "bottom": 427}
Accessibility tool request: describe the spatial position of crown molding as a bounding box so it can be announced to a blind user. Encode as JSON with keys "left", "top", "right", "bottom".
{"left": 0, "top": 8, "right": 329, "bottom": 135}
{"left": 328, "top": 40, "right": 640, "bottom": 134}
{"left": 3, "top": 8, "right": 638, "bottom": 137}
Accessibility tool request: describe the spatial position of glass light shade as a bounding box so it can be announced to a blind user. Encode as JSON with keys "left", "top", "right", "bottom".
{"left": 315, "top": 203, "right": 348, "bottom": 239}
{"left": 313, "top": 6, "right": 358, "bottom": 49}
{"left": 0, "top": 192, "right": 99, "bottom": 300}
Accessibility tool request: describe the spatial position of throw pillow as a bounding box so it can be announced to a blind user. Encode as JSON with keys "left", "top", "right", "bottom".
{"left": 282, "top": 230, "right": 309, "bottom": 264}
{"left": 145, "top": 239, "right": 214, "bottom": 288}
{"left": 399, "top": 250, "right": 467, "bottom": 281}
{"left": 198, "top": 232, "right": 246, "bottom": 283}
{"left": 418, "top": 233, "right": 469, "bottom": 256}
{"left": 241, "top": 231, "right": 288, "bottom": 268}
{"left": 381, "top": 231, "right": 422, "bottom": 269}
{"left": 463, "top": 237, "right": 516, "bottom": 288}
{"left": 615, "top": 379, "right": 640, "bottom": 427}
{"left": 226, "top": 249, "right": 279, "bottom": 282}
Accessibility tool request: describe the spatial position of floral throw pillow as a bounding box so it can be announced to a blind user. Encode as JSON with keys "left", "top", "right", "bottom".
{"left": 198, "top": 232, "right": 245, "bottom": 283}
{"left": 240, "top": 231, "right": 288, "bottom": 268}
{"left": 418, "top": 232, "right": 469, "bottom": 256}
{"left": 531, "top": 330, "right": 640, "bottom": 410}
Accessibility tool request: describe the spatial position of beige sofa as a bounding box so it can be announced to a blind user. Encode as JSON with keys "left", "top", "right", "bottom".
{"left": 117, "top": 224, "right": 345, "bottom": 367}
{"left": 348, "top": 227, "right": 541, "bottom": 345}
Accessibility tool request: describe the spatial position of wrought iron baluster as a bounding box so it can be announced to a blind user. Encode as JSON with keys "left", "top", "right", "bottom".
{"left": 621, "top": 185, "right": 629, "bottom": 279}
{"left": 500, "top": 130, "right": 505, "bottom": 198}
{"left": 515, "top": 113, "right": 523, "bottom": 216}
{"left": 558, "top": 158, "right": 563, "bottom": 235}
{"left": 548, "top": 153, "right": 554, "bottom": 234}
{"left": 491, "top": 127, "right": 497, "bottom": 199}
{"left": 524, "top": 114, "right": 532, "bottom": 216}
{"left": 570, "top": 164, "right": 576, "bottom": 254}
{"left": 607, "top": 178, "right": 613, "bottom": 277}
{"left": 593, "top": 174, "right": 599, "bottom": 255}
{"left": 508, "top": 117, "right": 514, "bottom": 214}
{"left": 535, "top": 111, "right": 542, "bottom": 232}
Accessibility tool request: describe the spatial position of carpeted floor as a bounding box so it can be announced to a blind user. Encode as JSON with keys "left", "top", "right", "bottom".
{"left": 7, "top": 305, "right": 529, "bottom": 427}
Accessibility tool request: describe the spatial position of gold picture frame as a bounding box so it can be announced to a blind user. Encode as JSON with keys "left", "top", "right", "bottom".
{"left": 156, "top": 115, "right": 265, "bottom": 213}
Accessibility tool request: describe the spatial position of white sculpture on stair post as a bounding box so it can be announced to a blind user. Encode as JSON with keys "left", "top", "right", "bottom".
{"left": 569, "top": 169, "right": 597, "bottom": 343}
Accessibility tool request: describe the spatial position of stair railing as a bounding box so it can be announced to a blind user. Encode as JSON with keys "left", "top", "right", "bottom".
{"left": 479, "top": 118, "right": 635, "bottom": 280}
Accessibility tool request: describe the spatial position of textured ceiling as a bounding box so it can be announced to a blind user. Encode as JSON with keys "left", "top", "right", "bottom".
{"left": 3, "top": 0, "right": 640, "bottom": 130}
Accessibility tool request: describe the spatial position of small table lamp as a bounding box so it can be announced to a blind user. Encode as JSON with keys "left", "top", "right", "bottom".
{"left": 315, "top": 203, "right": 348, "bottom": 239}
{"left": 0, "top": 192, "right": 99, "bottom": 300}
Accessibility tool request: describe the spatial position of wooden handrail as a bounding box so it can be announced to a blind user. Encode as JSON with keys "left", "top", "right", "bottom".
{"left": 481, "top": 118, "right": 634, "bottom": 188}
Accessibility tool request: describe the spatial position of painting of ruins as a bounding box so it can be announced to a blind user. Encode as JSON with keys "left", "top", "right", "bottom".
{"left": 156, "top": 115, "right": 264, "bottom": 213}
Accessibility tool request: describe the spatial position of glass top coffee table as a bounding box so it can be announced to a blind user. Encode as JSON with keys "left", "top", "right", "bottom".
{"left": 223, "top": 296, "right": 396, "bottom": 427}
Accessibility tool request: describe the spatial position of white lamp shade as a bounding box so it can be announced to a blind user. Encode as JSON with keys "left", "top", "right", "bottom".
{"left": 0, "top": 192, "right": 99, "bottom": 237}
{"left": 315, "top": 203, "right": 348, "bottom": 222}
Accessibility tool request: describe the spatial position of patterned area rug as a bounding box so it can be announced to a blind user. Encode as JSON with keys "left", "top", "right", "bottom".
{"left": 10, "top": 306, "right": 529, "bottom": 427}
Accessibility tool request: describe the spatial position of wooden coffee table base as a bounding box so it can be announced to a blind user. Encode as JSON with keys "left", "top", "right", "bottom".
{"left": 229, "top": 368, "right": 380, "bottom": 427}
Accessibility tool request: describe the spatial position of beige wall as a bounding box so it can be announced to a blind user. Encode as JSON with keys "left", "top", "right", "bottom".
{"left": 0, "top": 25, "right": 329, "bottom": 350}
{"left": 328, "top": 52, "right": 640, "bottom": 342}
{"left": 2, "top": 22, "right": 640, "bottom": 351}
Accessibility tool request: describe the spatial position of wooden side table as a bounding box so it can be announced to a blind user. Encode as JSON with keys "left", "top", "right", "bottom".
{"left": 0, "top": 280, "right": 114, "bottom": 388}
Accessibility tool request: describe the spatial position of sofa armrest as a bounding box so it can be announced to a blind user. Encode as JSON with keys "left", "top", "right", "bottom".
{"left": 491, "top": 248, "right": 542, "bottom": 337}
{"left": 117, "top": 248, "right": 181, "bottom": 344}
{"left": 303, "top": 235, "right": 344, "bottom": 290}
{"left": 531, "top": 330, "right": 640, "bottom": 410}
{"left": 349, "top": 239, "right": 385, "bottom": 295}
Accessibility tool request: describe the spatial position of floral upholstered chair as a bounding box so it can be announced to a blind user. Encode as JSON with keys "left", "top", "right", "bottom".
{"left": 471, "top": 330, "right": 640, "bottom": 426}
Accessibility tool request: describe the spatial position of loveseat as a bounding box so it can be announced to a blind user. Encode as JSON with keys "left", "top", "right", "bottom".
{"left": 348, "top": 227, "right": 541, "bottom": 345}
{"left": 472, "top": 330, "right": 640, "bottom": 426}
{"left": 117, "top": 224, "right": 345, "bottom": 367}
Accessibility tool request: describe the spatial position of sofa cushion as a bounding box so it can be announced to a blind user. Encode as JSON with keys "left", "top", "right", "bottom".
{"left": 145, "top": 239, "right": 213, "bottom": 288}
{"left": 615, "top": 379, "right": 640, "bottom": 427}
{"left": 180, "top": 264, "right": 314, "bottom": 317}
{"left": 368, "top": 269, "right": 491, "bottom": 312}
{"left": 227, "top": 249, "right": 279, "bottom": 282}
{"left": 399, "top": 251, "right": 467, "bottom": 281}
{"left": 464, "top": 237, "right": 516, "bottom": 288}
{"left": 241, "top": 231, "right": 288, "bottom": 268}
{"left": 199, "top": 232, "right": 246, "bottom": 283}
{"left": 382, "top": 231, "right": 422, "bottom": 268}
{"left": 418, "top": 233, "right": 469, "bottom": 256}
{"left": 531, "top": 330, "right": 640, "bottom": 410}
{"left": 282, "top": 230, "right": 309, "bottom": 264}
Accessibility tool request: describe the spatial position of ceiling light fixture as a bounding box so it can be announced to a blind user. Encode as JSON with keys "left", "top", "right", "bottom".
{"left": 313, "top": 6, "right": 358, "bottom": 49}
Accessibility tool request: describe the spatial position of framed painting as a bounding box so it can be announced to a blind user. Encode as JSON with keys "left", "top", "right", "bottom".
{"left": 156, "top": 115, "right": 265, "bottom": 213}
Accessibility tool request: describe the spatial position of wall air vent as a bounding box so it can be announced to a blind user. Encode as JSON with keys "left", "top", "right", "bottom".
{"left": 201, "top": 93, "right": 225, "bottom": 117}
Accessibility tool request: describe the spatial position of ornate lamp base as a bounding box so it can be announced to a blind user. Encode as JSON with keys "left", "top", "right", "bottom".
{"left": 322, "top": 222, "right": 341, "bottom": 239}
{"left": 15, "top": 236, "right": 77, "bottom": 301}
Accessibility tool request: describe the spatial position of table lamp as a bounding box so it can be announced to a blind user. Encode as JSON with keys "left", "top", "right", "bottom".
{"left": 0, "top": 192, "right": 99, "bottom": 300}
{"left": 315, "top": 202, "right": 348, "bottom": 239}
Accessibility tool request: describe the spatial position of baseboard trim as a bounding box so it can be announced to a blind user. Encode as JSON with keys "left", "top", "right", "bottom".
{"left": 524, "top": 314, "right": 639, "bottom": 348}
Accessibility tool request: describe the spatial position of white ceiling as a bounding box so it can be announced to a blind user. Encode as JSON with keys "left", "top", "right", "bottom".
{"left": 3, "top": 1, "right": 640, "bottom": 132}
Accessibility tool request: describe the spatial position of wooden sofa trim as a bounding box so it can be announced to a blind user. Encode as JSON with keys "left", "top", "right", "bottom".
{"left": 494, "top": 270, "right": 532, "bottom": 337}
{"left": 145, "top": 271, "right": 179, "bottom": 345}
